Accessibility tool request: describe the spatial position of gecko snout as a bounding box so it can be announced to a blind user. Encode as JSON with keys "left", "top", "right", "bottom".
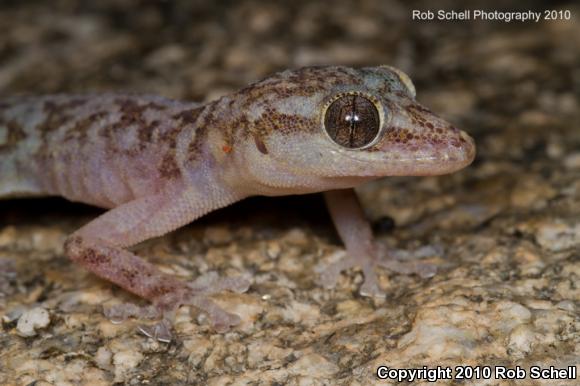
{"left": 458, "top": 130, "right": 476, "bottom": 164}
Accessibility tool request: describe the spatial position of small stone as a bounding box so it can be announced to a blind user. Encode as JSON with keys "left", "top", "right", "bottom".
{"left": 145, "top": 44, "right": 186, "bottom": 68}
{"left": 289, "top": 353, "right": 339, "bottom": 377}
{"left": 507, "top": 325, "right": 536, "bottom": 357}
{"left": 0, "top": 226, "right": 17, "bottom": 247}
{"left": 563, "top": 152, "right": 580, "bottom": 170}
{"left": 184, "top": 337, "right": 212, "bottom": 367}
{"left": 246, "top": 340, "right": 293, "bottom": 368}
{"left": 546, "top": 141, "right": 564, "bottom": 159}
{"left": 30, "top": 228, "right": 66, "bottom": 253}
{"left": 112, "top": 348, "right": 144, "bottom": 383}
{"left": 204, "top": 226, "right": 233, "bottom": 245}
{"left": 282, "top": 228, "right": 309, "bottom": 246}
{"left": 494, "top": 301, "right": 532, "bottom": 334}
{"left": 556, "top": 300, "right": 575, "bottom": 312}
{"left": 16, "top": 307, "right": 50, "bottom": 337}
{"left": 510, "top": 176, "right": 556, "bottom": 209}
{"left": 280, "top": 301, "right": 321, "bottom": 326}
{"left": 513, "top": 243, "right": 545, "bottom": 275}
{"left": 535, "top": 220, "right": 580, "bottom": 252}
{"left": 94, "top": 346, "right": 113, "bottom": 370}
{"left": 265, "top": 241, "right": 282, "bottom": 259}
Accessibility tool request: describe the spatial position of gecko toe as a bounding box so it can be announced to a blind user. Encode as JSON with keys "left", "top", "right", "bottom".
{"left": 186, "top": 293, "right": 242, "bottom": 332}
{"left": 317, "top": 251, "right": 385, "bottom": 297}
{"left": 104, "top": 303, "right": 161, "bottom": 324}
{"left": 359, "top": 280, "right": 386, "bottom": 298}
{"left": 318, "top": 243, "right": 441, "bottom": 297}
{"left": 187, "top": 271, "right": 250, "bottom": 294}
{"left": 102, "top": 271, "right": 249, "bottom": 339}
{"left": 138, "top": 318, "right": 173, "bottom": 343}
{"left": 376, "top": 243, "right": 441, "bottom": 278}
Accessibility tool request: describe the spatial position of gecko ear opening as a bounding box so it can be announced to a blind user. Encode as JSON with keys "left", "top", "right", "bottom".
{"left": 323, "top": 93, "right": 382, "bottom": 149}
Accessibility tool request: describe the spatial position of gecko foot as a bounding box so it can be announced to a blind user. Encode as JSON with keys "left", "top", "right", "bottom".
{"left": 317, "top": 245, "right": 441, "bottom": 298}
{"left": 104, "top": 272, "right": 250, "bottom": 341}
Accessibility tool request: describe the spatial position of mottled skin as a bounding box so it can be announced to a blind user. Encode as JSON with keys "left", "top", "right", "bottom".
{"left": 0, "top": 66, "right": 475, "bottom": 341}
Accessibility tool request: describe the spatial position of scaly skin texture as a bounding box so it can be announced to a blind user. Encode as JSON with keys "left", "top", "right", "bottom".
{"left": 0, "top": 66, "right": 475, "bottom": 341}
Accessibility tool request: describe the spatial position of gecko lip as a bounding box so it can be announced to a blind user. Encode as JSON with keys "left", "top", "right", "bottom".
{"left": 428, "top": 129, "right": 476, "bottom": 174}
{"left": 371, "top": 129, "right": 476, "bottom": 176}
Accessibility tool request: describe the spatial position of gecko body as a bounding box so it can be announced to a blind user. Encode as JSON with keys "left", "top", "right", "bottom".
{"left": 0, "top": 66, "right": 475, "bottom": 340}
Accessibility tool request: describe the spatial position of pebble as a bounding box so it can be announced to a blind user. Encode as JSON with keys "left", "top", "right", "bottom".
{"left": 204, "top": 226, "right": 233, "bottom": 245}
{"left": 535, "top": 220, "right": 580, "bottom": 252}
{"left": 16, "top": 307, "right": 50, "bottom": 337}
{"left": 112, "top": 348, "right": 144, "bottom": 383}
{"left": 563, "top": 152, "right": 580, "bottom": 169}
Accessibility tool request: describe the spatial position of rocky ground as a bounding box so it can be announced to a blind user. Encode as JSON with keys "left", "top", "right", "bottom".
{"left": 0, "top": 0, "right": 578, "bottom": 385}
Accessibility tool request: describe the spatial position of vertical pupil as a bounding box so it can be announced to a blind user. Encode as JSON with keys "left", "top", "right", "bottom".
{"left": 324, "top": 94, "right": 381, "bottom": 148}
{"left": 349, "top": 95, "right": 356, "bottom": 146}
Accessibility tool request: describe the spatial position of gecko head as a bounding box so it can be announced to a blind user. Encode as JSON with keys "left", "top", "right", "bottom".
{"left": 237, "top": 66, "right": 475, "bottom": 193}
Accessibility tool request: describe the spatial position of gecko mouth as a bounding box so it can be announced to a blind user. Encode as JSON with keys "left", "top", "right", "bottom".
{"left": 400, "top": 129, "right": 476, "bottom": 176}
{"left": 365, "top": 128, "right": 476, "bottom": 177}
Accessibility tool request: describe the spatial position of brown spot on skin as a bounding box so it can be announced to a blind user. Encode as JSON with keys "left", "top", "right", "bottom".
{"left": 117, "top": 98, "right": 148, "bottom": 116}
{"left": 120, "top": 267, "right": 137, "bottom": 288}
{"left": 109, "top": 99, "right": 148, "bottom": 137}
{"left": 237, "top": 67, "right": 361, "bottom": 111}
{"left": 159, "top": 153, "right": 181, "bottom": 179}
{"left": 158, "top": 125, "right": 182, "bottom": 149}
{"left": 222, "top": 145, "right": 233, "bottom": 153}
{"left": 64, "top": 236, "right": 82, "bottom": 251}
{"left": 253, "top": 133, "right": 268, "bottom": 154}
{"left": 244, "top": 111, "right": 318, "bottom": 144}
{"left": 173, "top": 108, "right": 202, "bottom": 125}
{"left": 38, "top": 98, "right": 88, "bottom": 136}
{"left": 407, "top": 104, "right": 433, "bottom": 115}
{"left": 0, "top": 119, "right": 27, "bottom": 151}
{"left": 146, "top": 283, "right": 177, "bottom": 299}
{"left": 42, "top": 99, "right": 87, "bottom": 115}
{"left": 82, "top": 249, "right": 111, "bottom": 265}
{"left": 64, "top": 111, "right": 107, "bottom": 143}
{"left": 220, "top": 114, "right": 249, "bottom": 150}
{"left": 98, "top": 99, "right": 172, "bottom": 156}
{"left": 38, "top": 102, "right": 73, "bottom": 136}
{"left": 65, "top": 236, "right": 112, "bottom": 266}
{"left": 186, "top": 104, "right": 216, "bottom": 162}
{"left": 393, "top": 90, "right": 408, "bottom": 98}
{"left": 144, "top": 102, "right": 167, "bottom": 111}
{"left": 137, "top": 120, "right": 156, "bottom": 146}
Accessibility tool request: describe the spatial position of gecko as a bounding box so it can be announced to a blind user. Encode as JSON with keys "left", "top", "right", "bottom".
{"left": 0, "top": 66, "right": 475, "bottom": 341}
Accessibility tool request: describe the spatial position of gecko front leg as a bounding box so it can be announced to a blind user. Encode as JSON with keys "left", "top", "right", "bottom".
{"left": 321, "top": 189, "right": 437, "bottom": 297}
{"left": 63, "top": 183, "right": 249, "bottom": 341}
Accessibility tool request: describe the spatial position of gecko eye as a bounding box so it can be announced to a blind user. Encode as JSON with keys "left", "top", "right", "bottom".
{"left": 323, "top": 94, "right": 381, "bottom": 149}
